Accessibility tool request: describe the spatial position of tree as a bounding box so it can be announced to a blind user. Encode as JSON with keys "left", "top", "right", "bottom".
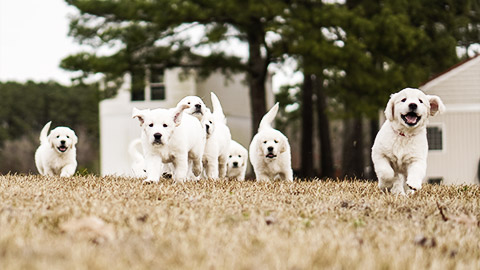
{"left": 271, "top": 1, "right": 346, "bottom": 178}
{"left": 62, "top": 0, "right": 292, "bottom": 138}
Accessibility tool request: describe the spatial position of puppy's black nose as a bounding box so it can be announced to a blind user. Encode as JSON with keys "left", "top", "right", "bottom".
{"left": 409, "top": 103, "right": 417, "bottom": 110}
{"left": 153, "top": 133, "right": 162, "bottom": 140}
{"left": 267, "top": 146, "right": 274, "bottom": 152}
{"left": 195, "top": 104, "right": 201, "bottom": 109}
{"left": 60, "top": 140, "right": 66, "bottom": 145}
{"left": 233, "top": 162, "right": 238, "bottom": 167}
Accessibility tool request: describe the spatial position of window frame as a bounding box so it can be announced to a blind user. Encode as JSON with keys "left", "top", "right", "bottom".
{"left": 427, "top": 122, "right": 446, "bottom": 153}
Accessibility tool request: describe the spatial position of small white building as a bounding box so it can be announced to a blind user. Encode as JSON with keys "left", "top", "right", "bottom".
{"left": 99, "top": 68, "right": 273, "bottom": 176}
{"left": 419, "top": 55, "right": 480, "bottom": 185}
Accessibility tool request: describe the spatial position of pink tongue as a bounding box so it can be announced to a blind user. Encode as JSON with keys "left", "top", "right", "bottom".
{"left": 406, "top": 115, "right": 417, "bottom": 124}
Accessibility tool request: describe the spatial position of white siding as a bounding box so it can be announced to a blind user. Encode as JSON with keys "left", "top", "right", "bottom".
{"left": 421, "top": 56, "right": 480, "bottom": 105}
{"left": 426, "top": 112, "right": 480, "bottom": 184}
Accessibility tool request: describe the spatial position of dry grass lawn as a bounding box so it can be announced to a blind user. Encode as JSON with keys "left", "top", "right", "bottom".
{"left": 1, "top": 175, "right": 480, "bottom": 270}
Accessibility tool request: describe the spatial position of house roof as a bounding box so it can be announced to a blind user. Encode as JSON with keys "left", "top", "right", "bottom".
{"left": 420, "top": 54, "right": 480, "bottom": 91}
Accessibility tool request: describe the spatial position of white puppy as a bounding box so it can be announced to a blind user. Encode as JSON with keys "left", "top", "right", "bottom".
{"left": 226, "top": 140, "right": 248, "bottom": 181}
{"left": 249, "top": 103, "right": 293, "bottom": 182}
{"left": 128, "top": 138, "right": 147, "bottom": 177}
{"left": 202, "top": 93, "right": 232, "bottom": 179}
{"left": 132, "top": 104, "right": 205, "bottom": 183}
{"left": 35, "top": 121, "right": 78, "bottom": 177}
{"left": 371, "top": 88, "right": 445, "bottom": 195}
{"left": 176, "top": 96, "right": 207, "bottom": 121}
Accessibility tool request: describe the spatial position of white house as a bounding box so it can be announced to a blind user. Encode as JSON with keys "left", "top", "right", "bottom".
{"left": 419, "top": 55, "right": 480, "bottom": 185}
{"left": 99, "top": 68, "right": 273, "bottom": 176}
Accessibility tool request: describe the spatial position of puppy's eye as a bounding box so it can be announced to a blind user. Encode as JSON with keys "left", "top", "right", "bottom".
{"left": 274, "top": 140, "right": 278, "bottom": 143}
{"left": 187, "top": 102, "right": 191, "bottom": 104}
{"left": 238, "top": 155, "right": 241, "bottom": 158}
{"left": 149, "top": 123, "right": 153, "bottom": 127}
{"left": 56, "top": 136, "right": 59, "bottom": 138}
{"left": 163, "top": 124, "right": 168, "bottom": 127}
{"left": 67, "top": 136, "right": 70, "bottom": 139}
{"left": 263, "top": 141, "right": 267, "bottom": 144}
{"left": 229, "top": 155, "right": 232, "bottom": 158}
{"left": 401, "top": 98, "right": 407, "bottom": 102}
{"left": 419, "top": 99, "right": 423, "bottom": 103}
{"left": 209, "top": 121, "right": 212, "bottom": 124}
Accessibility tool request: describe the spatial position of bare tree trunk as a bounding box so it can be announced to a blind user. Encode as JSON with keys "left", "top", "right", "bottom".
{"left": 247, "top": 26, "right": 268, "bottom": 138}
{"left": 301, "top": 73, "right": 314, "bottom": 178}
{"left": 368, "top": 118, "right": 379, "bottom": 180}
{"left": 315, "top": 78, "right": 334, "bottom": 178}
{"left": 342, "top": 117, "right": 364, "bottom": 179}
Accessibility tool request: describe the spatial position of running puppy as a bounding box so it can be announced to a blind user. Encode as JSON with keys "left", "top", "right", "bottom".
{"left": 202, "top": 93, "right": 231, "bottom": 179}
{"left": 176, "top": 96, "right": 207, "bottom": 122}
{"left": 35, "top": 121, "right": 78, "bottom": 177}
{"left": 128, "top": 138, "right": 147, "bottom": 177}
{"left": 132, "top": 104, "right": 205, "bottom": 183}
{"left": 249, "top": 103, "right": 293, "bottom": 182}
{"left": 371, "top": 88, "right": 445, "bottom": 195}
{"left": 226, "top": 140, "right": 248, "bottom": 181}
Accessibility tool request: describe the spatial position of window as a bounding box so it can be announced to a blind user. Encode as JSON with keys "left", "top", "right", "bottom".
{"left": 150, "top": 68, "right": 165, "bottom": 100}
{"left": 427, "top": 125, "right": 443, "bottom": 151}
{"left": 130, "top": 68, "right": 165, "bottom": 101}
{"left": 428, "top": 178, "right": 443, "bottom": 185}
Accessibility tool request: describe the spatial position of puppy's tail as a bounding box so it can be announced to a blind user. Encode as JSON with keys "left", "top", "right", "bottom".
{"left": 211, "top": 92, "right": 226, "bottom": 123}
{"left": 128, "top": 138, "right": 144, "bottom": 164}
{"left": 258, "top": 103, "right": 279, "bottom": 131}
{"left": 39, "top": 121, "right": 52, "bottom": 144}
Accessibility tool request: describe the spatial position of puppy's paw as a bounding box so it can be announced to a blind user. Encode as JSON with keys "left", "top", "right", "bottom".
{"left": 391, "top": 186, "right": 406, "bottom": 196}
{"left": 406, "top": 188, "right": 416, "bottom": 196}
{"left": 143, "top": 179, "right": 158, "bottom": 185}
{"left": 192, "top": 166, "right": 202, "bottom": 177}
{"left": 162, "top": 172, "right": 172, "bottom": 179}
{"left": 406, "top": 181, "right": 421, "bottom": 191}
{"left": 174, "top": 178, "right": 186, "bottom": 184}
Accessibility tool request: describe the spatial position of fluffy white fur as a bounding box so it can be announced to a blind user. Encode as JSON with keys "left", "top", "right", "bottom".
{"left": 371, "top": 88, "right": 445, "bottom": 195}
{"left": 128, "top": 138, "right": 147, "bottom": 177}
{"left": 176, "top": 96, "right": 207, "bottom": 122}
{"left": 249, "top": 103, "right": 293, "bottom": 182}
{"left": 35, "top": 121, "right": 78, "bottom": 177}
{"left": 132, "top": 104, "right": 205, "bottom": 183}
{"left": 201, "top": 93, "right": 231, "bottom": 179}
{"left": 226, "top": 140, "right": 248, "bottom": 181}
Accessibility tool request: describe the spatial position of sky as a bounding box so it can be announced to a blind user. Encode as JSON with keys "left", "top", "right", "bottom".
{"left": 0, "top": 0, "right": 87, "bottom": 85}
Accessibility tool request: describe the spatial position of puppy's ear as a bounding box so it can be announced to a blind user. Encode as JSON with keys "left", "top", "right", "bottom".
{"left": 132, "top": 107, "right": 147, "bottom": 126}
{"left": 72, "top": 131, "right": 78, "bottom": 145}
{"left": 173, "top": 104, "right": 189, "bottom": 127}
{"left": 48, "top": 132, "right": 55, "bottom": 148}
{"left": 280, "top": 139, "right": 287, "bottom": 153}
{"left": 384, "top": 93, "right": 397, "bottom": 122}
{"left": 427, "top": 95, "right": 445, "bottom": 116}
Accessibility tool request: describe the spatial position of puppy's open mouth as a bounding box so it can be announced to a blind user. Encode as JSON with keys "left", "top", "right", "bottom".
{"left": 57, "top": 146, "right": 68, "bottom": 152}
{"left": 401, "top": 112, "right": 421, "bottom": 126}
{"left": 193, "top": 109, "right": 203, "bottom": 115}
{"left": 266, "top": 153, "right": 277, "bottom": 159}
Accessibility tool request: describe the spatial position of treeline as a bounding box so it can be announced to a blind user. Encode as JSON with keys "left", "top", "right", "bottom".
{"left": 0, "top": 81, "right": 100, "bottom": 174}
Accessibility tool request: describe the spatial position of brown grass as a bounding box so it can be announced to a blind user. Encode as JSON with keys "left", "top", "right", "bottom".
{"left": 1, "top": 175, "right": 479, "bottom": 270}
